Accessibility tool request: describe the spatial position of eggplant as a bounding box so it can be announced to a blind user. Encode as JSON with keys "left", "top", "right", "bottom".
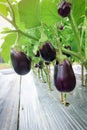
{"left": 58, "top": 1, "right": 71, "bottom": 17}
{"left": 54, "top": 60, "right": 76, "bottom": 92}
{"left": 10, "top": 49, "right": 31, "bottom": 75}
{"left": 40, "top": 42, "right": 56, "bottom": 62}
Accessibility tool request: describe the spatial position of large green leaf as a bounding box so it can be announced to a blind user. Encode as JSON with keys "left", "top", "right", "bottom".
{"left": 12, "top": 3, "right": 25, "bottom": 30}
{"left": 41, "top": 0, "right": 60, "bottom": 26}
{"left": 18, "top": 0, "right": 41, "bottom": 29}
{"left": 0, "top": 0, "right": 6, "bottom": 2}
{"left": 1, "top": 33, "right": 16, "bottom": 62}
{"left": 0, "top": 3, "right": 8, "bottom": 16}
{"left": 72, "top": 0, "right": 85, "bottom": 25}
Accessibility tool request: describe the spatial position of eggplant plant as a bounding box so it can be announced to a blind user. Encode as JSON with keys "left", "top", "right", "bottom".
{"left": 0, "top": 0, "right": 87, "bottom": 105}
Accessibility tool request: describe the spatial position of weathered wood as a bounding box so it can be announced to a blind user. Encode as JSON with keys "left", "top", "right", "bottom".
{"left": 0, "top": 70, "right": 20, "bottom": 130}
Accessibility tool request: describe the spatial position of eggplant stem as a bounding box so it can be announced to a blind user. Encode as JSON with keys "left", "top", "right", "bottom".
{"left": 81, "top": 64, "right": 84, "bottom": 86}
{"left": 41, "top": 69, "right": 46, "bottom": 83}
{"left": 38, "top": 69, "right": 40, "bottom": 78}
{"left": 46, "top": 64, "right": 53, "bottom": 91}
{"left": 60, "top": 92, "right": 63, "bottom": 103}
{"left": 63, "top": 93, "right": 67, "bottom": 106}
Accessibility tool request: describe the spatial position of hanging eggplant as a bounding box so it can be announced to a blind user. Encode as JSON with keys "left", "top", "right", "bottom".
{"left": 10, "top": 49, "right": 31, "bottom": 75}
{"left": 40, "top": 42, "right": 56, "bottom": 62}
{"left": 54, "top": 59, "right": 76, "bottom": 92}
{"left": 58, "top": 1, "right": 71, "bottom": 17}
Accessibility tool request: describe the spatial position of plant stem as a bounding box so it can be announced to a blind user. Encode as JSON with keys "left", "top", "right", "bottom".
{"left": 0, "top": 12, "right": 15, "bottom": 27}
{"left": 0, "top": 12, "right": 39, "bottom": 41}
{"left": 63, "top": 93, "right": 66, "bottom": 106}
{"left": 18, "top": 30, "right": 39, "bottom": 41}
{"left": 62, "top": 48, "right": 81, "bottom": 60}
{"left": 60, "top": 92, "right": 63, "bottom": 103}
{"left": 68, "top": 14, "right": 81, "bottom": 53}
{"left": 81, "top": 64, "right": 84, "bottom": 86}
{"left": 38, "top": 68, "right": 40, "bottom": 78}
{"left": 2, "top": 29, "right": 39, "bottom": 41}
{"left": 7, "top": 0, "right": 16, "bottom": 23}
{"left": 46, "top": 64, "right": 52, "bottom": 91}
{"left": 41, "top": 69, "right": 45, "bottom": 83}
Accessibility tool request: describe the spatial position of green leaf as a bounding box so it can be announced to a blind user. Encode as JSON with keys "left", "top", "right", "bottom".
{"left": 12, "top": 3, "right": 25, "bottom": 30}
{"left": 41, "top": 0, "right": 60, "bottom": 26}
{"left": 0, "top": 3, "right": 8, "bottom": 16}
{"left": 72, "top": 0, "right": 85, "bottom": 25}
{"left": 18, "top": 33, "right": 30, "bottom": 46}
{"left": 1, "top": 33, "right": 16, "bottom": 62}
{"left": 18, "top": 0, "right": 41, "bottom": 29}
{"left": 0, "top": 0, "right": 6, "bottom": 2}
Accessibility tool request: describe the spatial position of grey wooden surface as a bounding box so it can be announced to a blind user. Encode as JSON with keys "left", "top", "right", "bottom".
{"left": 0, "top": 66, "right": 87, "bottom": 130}
{"left": 0, "top": 70, "right": 20, "bottom": 130}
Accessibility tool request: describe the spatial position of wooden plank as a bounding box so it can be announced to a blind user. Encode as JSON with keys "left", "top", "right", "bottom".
{"left": 0, "top": 66, "right": 87, "bottom": 130}
{"left": 19, "top": 70, "right": 87, "bottom": 130}
{"left": 19, "top": 71, "right": 46, "bottom": 130}
{"left": 0, "top": 70, "right": 20, "bottom": 130}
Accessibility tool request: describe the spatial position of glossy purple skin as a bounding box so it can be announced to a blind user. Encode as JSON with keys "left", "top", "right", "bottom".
{"left": 54, "top": 60, "right": 76, "bottom": 92}
{"left": 10, "top": 49, "right": 31, "bottom": 75}
{"left": 58, "top": 1, "right": 71, "bottom": 17}
{"left": 40, "top": 42, "right": 56, "bottom": 62}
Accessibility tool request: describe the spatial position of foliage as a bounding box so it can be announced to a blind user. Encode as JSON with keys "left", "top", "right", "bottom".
{"left": 0, "top": 0, "right": 87, "bottom": 69}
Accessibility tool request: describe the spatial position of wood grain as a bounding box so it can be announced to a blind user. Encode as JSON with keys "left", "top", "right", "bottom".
{"left": 0, "top": 67, "right": 87, "bottom": 130}
{"left": 0, "top": 73, "right": 20, "bottom": 130}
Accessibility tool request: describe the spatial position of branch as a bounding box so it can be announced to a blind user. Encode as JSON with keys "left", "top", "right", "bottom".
{"left": 7, "top": 0, "right": 16, "bottom": 23}
{"left": 0, "top": 12, "right": 17, "bottom": 28}
{"left": 2, "top": 29, "right": 39, "bottom": 41}
{"left": 0, "top": 12, "right": 39, "bottom": 41}
{"left": 18, "top": 30, "right": 39, "bottom": 41}
{"left": 68, "top": 14, "right": 81, "bottom": 52}
{"left": 0, "top": 12, "right": 13, "bottom": 25}
{"left": 1, "top": 30, "right": 19, "bottom": 34}
{"left": 62, "top": 48, "right": 81, "bottom": 60}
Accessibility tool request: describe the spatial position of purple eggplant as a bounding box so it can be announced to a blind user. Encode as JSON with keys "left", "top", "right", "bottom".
{"left": 54, "top": 60, "right": 76, "bottom": 92}
{"left": 40, "top": 42, "right": 56, "bottom": 62}
{"left": 58, "top": 1, "right": 71, "bottom": 17}
{"left": 10, "top": 49, "right": 31, "bottom": 75}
